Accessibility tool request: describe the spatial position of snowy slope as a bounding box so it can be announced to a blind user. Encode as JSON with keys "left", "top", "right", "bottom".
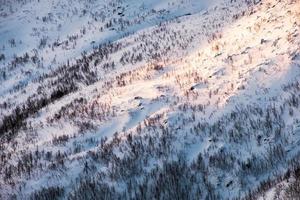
{"left": 0, "top": 0, "right": 208, "bottom": 95}
{"left": 0, "top": 0, "right": 300, "bottom": 199}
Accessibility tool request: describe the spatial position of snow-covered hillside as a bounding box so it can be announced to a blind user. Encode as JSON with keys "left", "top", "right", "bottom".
{"left": 0, "top": 0, "right": 300, "bottom": 199}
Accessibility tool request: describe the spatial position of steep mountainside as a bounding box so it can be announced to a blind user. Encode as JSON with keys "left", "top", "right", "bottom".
{"left": 0, "top": 0, "right": 300, "bottom": 199}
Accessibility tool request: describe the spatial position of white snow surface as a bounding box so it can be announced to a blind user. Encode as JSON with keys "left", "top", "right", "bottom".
{"left": 0, "top": 0, "right": 300, "bottom": 199}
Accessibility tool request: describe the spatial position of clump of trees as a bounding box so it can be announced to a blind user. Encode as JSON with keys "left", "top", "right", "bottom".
{"left": 30, "top": 186, "right": 64, "bottom": 200}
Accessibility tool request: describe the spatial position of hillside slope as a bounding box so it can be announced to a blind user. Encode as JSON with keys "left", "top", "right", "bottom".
{"left": 0, "top": 0, "right": 300, "bottom": 199}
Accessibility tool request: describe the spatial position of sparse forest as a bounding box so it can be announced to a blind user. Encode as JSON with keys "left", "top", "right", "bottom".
{"left": 0, "top": 0, "right": 300, "bottom": 199}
